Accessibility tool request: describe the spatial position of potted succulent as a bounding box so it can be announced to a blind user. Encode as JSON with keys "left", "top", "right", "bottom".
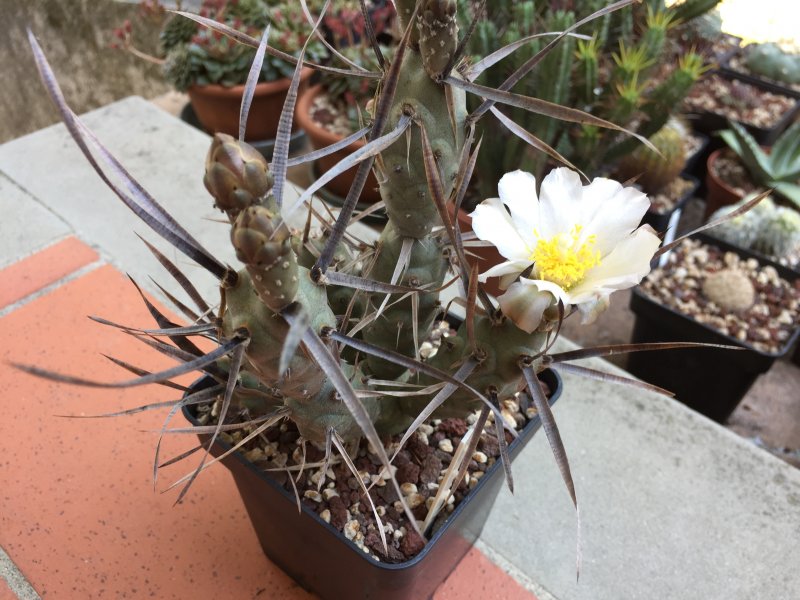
{"left": 293, "top": 2, "right": 395, "bottom": 205}
{"left": 115, "top": 0, "right": 326, "bottom": 143}
{"left": 706, "top": 119, "right": 800, "bottom": 217}
{"left": 26, "top": 1, "right": 757, "bottom": 597}
{"left": 613, "top": 118, "right": 701, "bottom": 244}
{"left": 629, "top": 233, "right": 800, "bottom": 423}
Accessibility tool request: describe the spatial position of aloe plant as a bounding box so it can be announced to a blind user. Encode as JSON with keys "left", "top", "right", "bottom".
{"left": 26, "top": 0, "right": 746, "bottom": 562}
{"left": 720, "top": 119, "right": 800, "bottom": 208}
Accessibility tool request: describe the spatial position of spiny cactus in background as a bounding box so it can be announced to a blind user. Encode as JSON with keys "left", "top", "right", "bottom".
{"left": 671, "top": 0, "right": 723, "bottom": 23}
{"left": 712, "top": 196, "right": 800, "bottom": 267}
{"left": 458, "top": 0, "right": 715, "bottom": 188}
{"left": 702, "top": 269, "right": 755, "bottom": 312}
{"left": 28, "top": 0, "right": 748, "bottom": 559}
{"left": 744, "top": 43, "right": 800, "bottom": 85}
{"left": 615, "top": 119, "right": 687, "bottom": 194}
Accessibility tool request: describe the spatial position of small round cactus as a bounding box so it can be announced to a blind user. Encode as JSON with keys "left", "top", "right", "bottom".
{"left": 615, "top": 119, "right": 686, "bottom": 194}
{"left": 752, "top": 205, "right": 800, "bottom": 262}
{"left": 702, "top": 269, "right": 755, "bottom": 311}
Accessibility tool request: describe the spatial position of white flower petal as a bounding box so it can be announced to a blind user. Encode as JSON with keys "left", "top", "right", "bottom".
{"left": 477, "top": 259, "right": 530, "bottom": 283}
{"left": 470, "top": 198, "right": 532, "bottom": 261}
{"left": 579, "top": 182, "right": 651, "bottom": 255}
{"left": 498, "top": 281, "right": 555, "bottom": 334}
{"left": 518, "top": 277, "right": 571, "bottom": 307}
{"left": 538, "top": 167, "right": 584, "bottom": 238}
{"left": 567, "top": 226, "right": 661, "bottom": 305}
{"left": 498, "top": 170, "right": 539, "bottom": 236}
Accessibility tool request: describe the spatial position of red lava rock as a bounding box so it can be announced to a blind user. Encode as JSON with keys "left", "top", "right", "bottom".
{"left": 328, "top": 496, "right": 348, "bottom": 530}
{"left": 407, "top": 433, "right": 432, "bottom": 462}
{"left": 419, "top": 453, "right": 443, "bottom": 484}
{"left": 400, "top": 528, "right": 426, "bottom": 558}
{"left": 396, "top": 461, "right": 420, "bottom": 485}
{"left": 439, "top": 418, "right": 467, "bottom": 437}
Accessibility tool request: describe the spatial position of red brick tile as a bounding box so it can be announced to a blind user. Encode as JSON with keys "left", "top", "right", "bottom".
{"left": 0, "top": 266, "right": 311, "bottom": 599}
{"left": 0, "top": 577, "right": 17, "bottom": 600}
{"left": 0, "top": 262, "right": 533, "bottom": 600}
{"left": 0, "top": 237, "right": 98, "bottom": 309}
{"left": 435, "top": 547, "right": 537, "bottom": 600}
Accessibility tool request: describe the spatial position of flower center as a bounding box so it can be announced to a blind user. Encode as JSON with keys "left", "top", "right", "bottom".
{"left": 530, "top": 225, "right": 601, "bottom": 290}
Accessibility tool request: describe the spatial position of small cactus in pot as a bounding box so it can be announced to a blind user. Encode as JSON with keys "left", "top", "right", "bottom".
{"left": 26, "top": 0, "right": 755, "bottom": 567}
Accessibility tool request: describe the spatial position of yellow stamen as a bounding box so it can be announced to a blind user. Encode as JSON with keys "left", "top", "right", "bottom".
{"left": 530, "top": 226, "right": 601, "bottom": 290}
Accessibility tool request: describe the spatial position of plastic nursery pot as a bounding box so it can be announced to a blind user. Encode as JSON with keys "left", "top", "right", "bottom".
{"left": 294, "top": 84, "right": 382, "bottom": 204}
{"left": 685, "top": 70, "right": 800, "bottom": 146}
{"left": 182, "top": 369, "right": 562, "bottom": 600}
{"left": 186, "top": 68, "right": 313, "bottom": 141}
{"left": 682, "top": 132, "right": 710, "bottom": 181}
{"left": 642, "top": 175, "right": 700, "bottom": 241}
{"left": 720, "top": 50, "right": 800, "bottom": 104}
{"left": 627, "top": 233, "right": 800, "bottom": 423}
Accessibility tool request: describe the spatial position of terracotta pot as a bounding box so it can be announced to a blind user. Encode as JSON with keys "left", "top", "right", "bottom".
{"left": 187, "top": 68, "right": 313, "bottom": 141}
{"left": 455, "top": 208, "right": 505, "bottom": 297}
{"left": 294, "top": 84, "right": 381, "bottom": 203}
{"left": 704, "top": 148, "right": 746, "bottom": 219}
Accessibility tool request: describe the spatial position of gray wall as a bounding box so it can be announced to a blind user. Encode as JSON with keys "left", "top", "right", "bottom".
{"left": 1, "top": 0, "right": 172, "bottom": 143}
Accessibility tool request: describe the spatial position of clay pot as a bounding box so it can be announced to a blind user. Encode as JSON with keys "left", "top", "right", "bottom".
{"left": 704, "top": 148, "right": 746, "bottom": 219}
{"left": 187, "top": 68, "right": 313, "bottom": 141}
{"left": 294, "top": 84, "right": 381, "bottom": 203}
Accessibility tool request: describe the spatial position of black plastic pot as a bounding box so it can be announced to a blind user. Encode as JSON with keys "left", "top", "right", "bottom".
{"left": 628, "top": 234, "right": 800, "bottom": 423}
{"left": 682, "top": 132, "right": 710, "bottom": 181}
{"left": 720, "top": 48, "right": 800, "bottom": 100}
{"left": 684, "top": 71, "right": 800, "bottom": 146}
{"left": 182, "top": 369, "right": 563, "bottom": 600}
{"left": 642, "top": 175, "right": 700, "bottom": 236}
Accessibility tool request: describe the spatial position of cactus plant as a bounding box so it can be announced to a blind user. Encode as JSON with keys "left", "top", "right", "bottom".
{"left": 711, "top": 196, "right": 800, "bottom": 267}
{"left": 744, "top": 43, "right": 800, "bottom": 86}
{"left": 615, "top": 119, "right": 687, "bottom": 194}
{"left": 719, "top": 119, "right": 800, "bottom": 209}
{"left": 26, "top": 0, "right": 754, "bottom": 566}
{"left": 702, "top": 268, "right": 755, "bottom": 311}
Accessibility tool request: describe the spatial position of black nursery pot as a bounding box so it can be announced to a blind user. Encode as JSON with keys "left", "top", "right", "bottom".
{"left": 628, "top": 234, "right": 800, "bottom": 423}
{"left": 183, "top": 369, "right": 563, "bottom": 600}
{"left": 642, "top": 175, "right": 700, "bottom": 238}
{"left": 685, "top": 71, "right": 800, "bottom": 146}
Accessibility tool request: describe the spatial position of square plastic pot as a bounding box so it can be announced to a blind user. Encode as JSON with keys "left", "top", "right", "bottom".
{"left": 182, "top": 369, "right": 562, "bottom": 600}
{"left": 627, "top": 234, "right": 800, "bottom": 423}
{"left": 685, "top": 70, "right": 800, "bottom": 146}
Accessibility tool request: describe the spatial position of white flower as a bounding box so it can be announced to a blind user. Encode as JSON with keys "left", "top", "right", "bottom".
{"left": 469, "top": 168, "right": 661, "bottom": 332}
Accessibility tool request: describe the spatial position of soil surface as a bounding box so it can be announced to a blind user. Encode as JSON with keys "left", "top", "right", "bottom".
{"left": 199, "top": 362, "right": 553, "bottom": 563}
{"left": 649, "top": 176, "right": 694, "bottom": 214}
{"left": 727, "top": 53, "right": 800, "bottom": 93}
{"left": 683, "top": 73, "right": 797, "bottom": 128}
{"left": 309, "top": 90, "right": 360, "bottom": 137}
{"left": 639, "top": 238, "right": 800, "bottom": 353}
{"left": 711, "top": 151, "right": 761, "bottom": 198}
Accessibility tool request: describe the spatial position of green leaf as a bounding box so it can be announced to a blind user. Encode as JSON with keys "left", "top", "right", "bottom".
{"left": 721, "top": 121, "right": 774, "bottom": 184}
{"left": 772, "top": 181, "right": 800, "bottom": 209}
{"left": 769, "top": 120, "right": 800, "bottom": 180}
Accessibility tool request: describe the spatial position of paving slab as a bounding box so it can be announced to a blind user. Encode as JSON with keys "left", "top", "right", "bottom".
{"left": 0, "top": 172, "right": 70, "bottom": 269}
{"left": 479, "top": 347, "right": 800, "bottom": 600}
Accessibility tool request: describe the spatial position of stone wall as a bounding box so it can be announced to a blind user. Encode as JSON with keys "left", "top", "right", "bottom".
{"left": 2, "top": 0, "right": 171, "bottom": 143}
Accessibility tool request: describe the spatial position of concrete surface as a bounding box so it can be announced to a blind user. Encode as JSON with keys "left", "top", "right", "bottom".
{"left": 2, "top": 96, "right": 800, "bottom": 599}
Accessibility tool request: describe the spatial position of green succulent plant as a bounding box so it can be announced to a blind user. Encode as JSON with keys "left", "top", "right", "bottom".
{"left": 719, "top": 119, "right": 800, "bottom": 209}
{"left": 160, "top": 1, "right": 327, "bottom": 90}
{"left": 743, "top": 43, "right": 800, "bottom": 85}
{"left": 711, "top": 196, "right": 800, "bottom": 266}
{"left": 615, "top": 119, "right": 687, "bottom": 194}
{"left": 459, "top": 0, "right": 715, "bottom": 199}
{"left": 29, "top": 0, "right": 747, "bottom": 563}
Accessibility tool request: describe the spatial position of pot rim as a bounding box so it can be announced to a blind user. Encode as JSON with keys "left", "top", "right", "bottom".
{"left": 295, "top": 84, "right": 367, "bottom": 150}
{"left": 706, "top": 147, "right": 748, "bottom": 200}
{"left": 182, "top": 368, "right": 563, "bottom": 571}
